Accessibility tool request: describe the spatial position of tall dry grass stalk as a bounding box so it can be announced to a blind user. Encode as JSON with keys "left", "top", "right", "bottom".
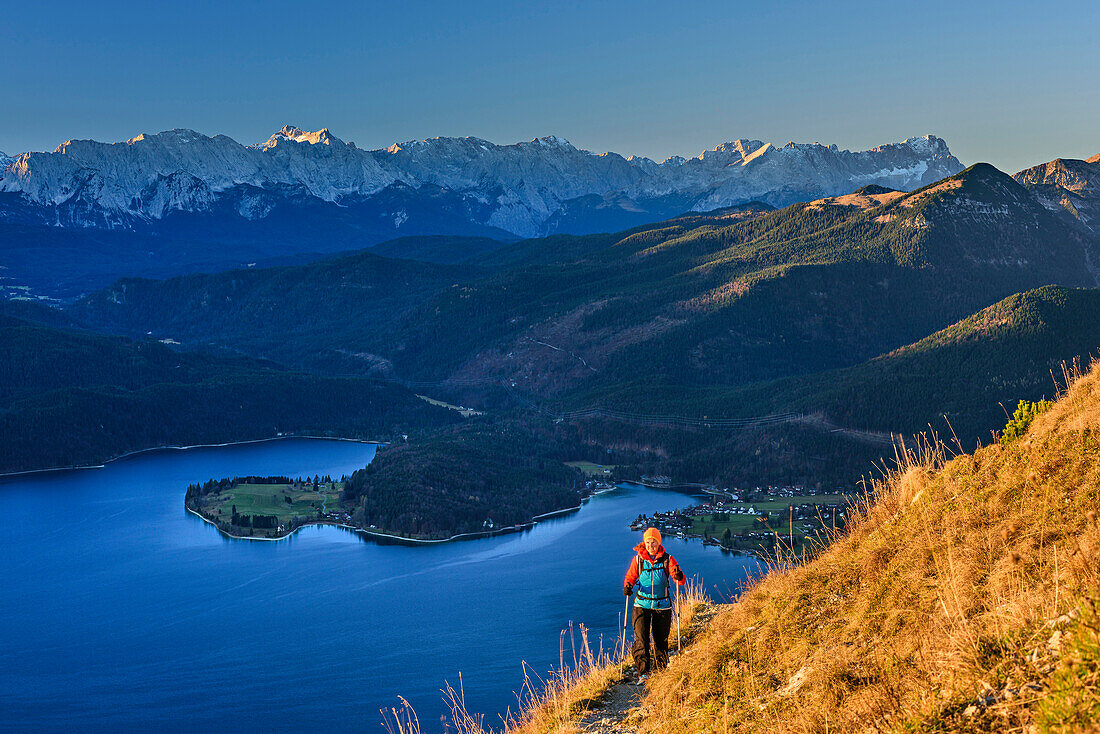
{"left": 381, "top": 696, "right": 422, "bottom": 734}
{"left": 633, "top": 360, "right": 1100, "bottom": 733}
{"left": 672, "top": 577, "right": 711, "bottom": 640}
{"left": 435, "top": 621, "right": 622, "bottom": 734}
{"left": 442, "top": 673, "right": 488, "bottom": 734}
{"left": 429, "top": 579, "right": 713, "bottom": 734}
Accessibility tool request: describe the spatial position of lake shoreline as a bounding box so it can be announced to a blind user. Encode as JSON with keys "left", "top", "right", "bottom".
{"left": 0, "top": 434, "right": 384, "bottom": 481}
{"left": 187, "top": 483, "right": 623, "bottom": 545}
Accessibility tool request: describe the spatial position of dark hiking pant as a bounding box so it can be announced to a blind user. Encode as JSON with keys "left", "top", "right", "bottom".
{"left": 631, "top": 606, "right": 671, "bottom": 675}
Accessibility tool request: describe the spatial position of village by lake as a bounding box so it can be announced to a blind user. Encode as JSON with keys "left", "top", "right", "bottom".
{"left": 630, "top": 483, "right": 856, "bottom": 556}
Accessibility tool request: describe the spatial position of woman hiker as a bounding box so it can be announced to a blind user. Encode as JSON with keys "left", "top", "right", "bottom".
{"left": 623, "top": 527, "right": 685, "bottom": 680}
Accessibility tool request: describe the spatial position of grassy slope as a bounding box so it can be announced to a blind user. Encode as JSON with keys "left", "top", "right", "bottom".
{"left": 423, "top": 367, "right": 1100, "bottom": 732}
{"left": 627, "top": 364, "right": 1100, "bottom": 733}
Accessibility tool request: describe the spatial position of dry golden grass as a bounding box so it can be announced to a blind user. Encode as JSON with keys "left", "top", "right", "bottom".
{"left": 806, "top": 190, "right": 907, "bottom": 211}
{"left": 633, "top": 363, "right": 1100, "bottom": 733}
{"left": 435, "top": 580, "right": 711, "bottom": 734}
{"left": 501, "top": 579, "right": 711, "bottom": 734}
{"left": 899, "top": 178, "right": 964, "bottom": 207}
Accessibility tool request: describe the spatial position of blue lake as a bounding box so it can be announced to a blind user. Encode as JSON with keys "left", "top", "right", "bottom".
{"left": 0, "top": 438, "right": 762, "bottom": 732}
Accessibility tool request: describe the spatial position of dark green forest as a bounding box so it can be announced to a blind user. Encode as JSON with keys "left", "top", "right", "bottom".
{"left": 0, "top": 316, "right": 458, "bottom": 473}
{"left": 577, "top": 286, "right": 1100, "bottom": 447}
{"left": 341, "top": 421, "right": 590, "bottom": 539}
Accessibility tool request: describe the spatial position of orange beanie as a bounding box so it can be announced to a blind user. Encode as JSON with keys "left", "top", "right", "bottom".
{"left": 643, "top": 527, "right": 661, "bottom": 544}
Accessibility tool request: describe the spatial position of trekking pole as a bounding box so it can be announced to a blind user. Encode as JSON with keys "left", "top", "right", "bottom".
{"left": 674, "top": 583, "right": 681, "bottom": 653}
{"left": 620, "top": 591, "right": 631, "bottom": 669}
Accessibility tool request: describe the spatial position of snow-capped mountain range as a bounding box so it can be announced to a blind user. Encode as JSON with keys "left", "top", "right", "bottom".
{"left": 0, "top": 126, "right": 962, "bottom": 239}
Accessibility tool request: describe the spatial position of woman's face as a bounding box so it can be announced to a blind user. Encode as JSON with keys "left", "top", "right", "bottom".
{"left": 644, "top": 537, "right": 659, "bottom": 555}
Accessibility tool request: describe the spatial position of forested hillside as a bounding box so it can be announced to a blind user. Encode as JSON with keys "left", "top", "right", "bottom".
{"left": 66, "top": 203, "right": 773, "bottom": 372}
{"left": 0, "top": 316, "right": 458, "bottom": 473}
{"left": 70, "top": 247, "right": 481, "bottom": 372}
{"left": 73, "top": 166, "right": 1098, "bottom": 401}
{"left": 58, "top": 163, "right": 1100, "bottom": 487}
{"left": 376, "top": 164, "right": 1096, "bottom": 396}
{"left": 341, "top": 420, "right": 591, "bottom": 539}
{"left": 579, "top": 285, "right": 1100, "bottom": 444}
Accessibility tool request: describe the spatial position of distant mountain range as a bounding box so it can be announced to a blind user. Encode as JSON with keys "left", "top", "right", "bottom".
{"left": 0, "top": 126, "right": 962, "bottom": 242}
{"left": 9, "top": 143, "right": 1100, "bottom": 484}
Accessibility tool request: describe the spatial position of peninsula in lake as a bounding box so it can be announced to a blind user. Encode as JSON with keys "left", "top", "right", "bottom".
{"left": 185, "top": 422, "right": 602, "bottom": 542}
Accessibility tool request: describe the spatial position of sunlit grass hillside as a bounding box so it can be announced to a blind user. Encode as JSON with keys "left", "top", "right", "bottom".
{"left": 420, "top": 362, "right": 1100, "bottom": 734}
{"left": 632, "top": 362, "right": 1100, "bottom": 733}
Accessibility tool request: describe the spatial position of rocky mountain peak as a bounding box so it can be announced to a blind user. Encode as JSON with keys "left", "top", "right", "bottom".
{"left": 125, "top": 129, "right": 207, "bottom": 146}
{"left": 930, "top": 163, "right": 1027, "bottom": 201}
{"left": 532, "top": 135, "right": 575, "bottom": 150}
{"left": 955, "top": 161, "right": 1006, "bottom": 180}
{"left": 889, "top": 163, "right": 1041, "bottom": 232}
{"left": 905, "top": 134, "right": 939, "bottom": 150}
{"left": 1014, "top": 155, "right": 1100, "bottom": 237}
{"left": 1016, "top": 157, "right": 1100, "bottom": 191}
{"left": 264, "top": 125, "right": 343, "bottom": 149}
{"left": 696, "top": 139, "right": 768, "bottom": 163}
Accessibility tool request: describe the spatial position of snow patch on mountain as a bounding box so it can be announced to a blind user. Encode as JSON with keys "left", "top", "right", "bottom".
{"left": 852, "top": 161, "right": 930, "bottom": 185}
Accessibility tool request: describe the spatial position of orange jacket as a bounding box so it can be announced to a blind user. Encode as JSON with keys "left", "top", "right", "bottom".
{"left": 623, "top": 542, "right": 686, "bottom": 588}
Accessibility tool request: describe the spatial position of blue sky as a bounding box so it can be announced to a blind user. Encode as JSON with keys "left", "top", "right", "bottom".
{"left": 2, "top": 0, "right": 1097, "bottom": 173}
